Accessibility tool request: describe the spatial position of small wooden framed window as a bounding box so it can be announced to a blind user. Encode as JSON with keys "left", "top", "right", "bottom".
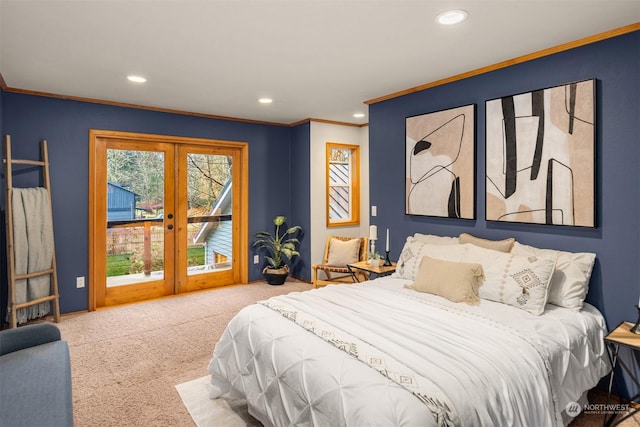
{"left": 326, "top": 142, "right": 360, "bottom": 227}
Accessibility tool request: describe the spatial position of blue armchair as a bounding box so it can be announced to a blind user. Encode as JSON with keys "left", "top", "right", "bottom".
{"left": 0, "top": 323, "right": 74, "bottom": 426}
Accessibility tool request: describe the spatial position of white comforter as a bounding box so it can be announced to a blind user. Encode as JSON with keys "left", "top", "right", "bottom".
{"left": 208, "top": 277, "right": 610, "bottom": 427}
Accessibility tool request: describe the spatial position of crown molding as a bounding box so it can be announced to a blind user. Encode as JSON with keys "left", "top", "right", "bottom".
{"left": 365, "top": 22, "right": 640, "bottom": 105}
{"left": 289, "top": 118, "right": 368, "bottom": 128}
{"left": 1, "top": 85, "right": 291, "bottom": 127}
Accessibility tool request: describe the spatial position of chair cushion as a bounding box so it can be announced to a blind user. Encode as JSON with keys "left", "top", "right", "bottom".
{"left": 326, "top": 238, "right": 361, "bottom": 267}
{"left": 0, "top": 341, "right": 73, "bottom": 427}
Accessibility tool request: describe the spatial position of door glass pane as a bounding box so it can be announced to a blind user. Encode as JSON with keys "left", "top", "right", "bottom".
{"left": 187, "top": 153, "right": 232, "bottom": 275}
{"left": 106, "top": 149, "right": 165, "bottom": 287}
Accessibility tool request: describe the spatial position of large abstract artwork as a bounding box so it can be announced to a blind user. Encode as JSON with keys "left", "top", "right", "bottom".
{"left": 485, "top": 79, "right": 595, "bottom": 227}
{"left": 406, "top": 104, "right": 475, "bottom": 219}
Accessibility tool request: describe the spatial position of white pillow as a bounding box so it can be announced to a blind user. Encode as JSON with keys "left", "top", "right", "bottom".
{"left": 393, "top": 238, "right": 469, "bottom": 280}
{"left": 511, "top": 242, "right": 596, "bottom": 311}
{"left": 463, "top": 244, "right": 556, "bottom": 316}
{"left": 326, "top": 238, "right": 361, "bottom": 267}
{"left": 412, "top": 233, "right": 460, "bottom": 245}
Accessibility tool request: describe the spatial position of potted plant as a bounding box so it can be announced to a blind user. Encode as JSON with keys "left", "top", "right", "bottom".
{"left": 253, "top": 215, "right": 302, "bottom": 285}
{"left": 367, "top": 251, "right": 384, "bottom": 267}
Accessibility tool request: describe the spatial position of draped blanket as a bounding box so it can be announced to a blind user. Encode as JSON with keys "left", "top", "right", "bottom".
{"left": 206, "top": 278, "right": 609, "bottom": 427}
{"left": 10, "top": 187, "right": 54, "bottom": 324}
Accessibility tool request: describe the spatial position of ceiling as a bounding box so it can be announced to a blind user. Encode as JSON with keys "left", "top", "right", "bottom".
{"left": 1, "top": 1, "right": 638, "bottom": 126}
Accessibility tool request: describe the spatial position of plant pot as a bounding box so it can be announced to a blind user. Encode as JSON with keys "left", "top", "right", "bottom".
{"left": 367, "top": 258, "right": 384, "bottom": 267}
{"left": 263, "top": 265, "right": 289, "bottom": 286}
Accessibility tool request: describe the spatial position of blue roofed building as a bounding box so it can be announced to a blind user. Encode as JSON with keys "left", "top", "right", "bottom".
{"left": 192, "top": 180, "right": 232, "bottom": 268}
{"left": 107, "top": 182, "right": 139, "bottom": 221}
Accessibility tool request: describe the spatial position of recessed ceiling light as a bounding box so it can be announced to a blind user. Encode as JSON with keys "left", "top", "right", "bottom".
{"left": 258, "top": 98, "right": 273, "bottom": 104}
{"left": 127, "top": 75, "right": 146, "bottom": 83}
{"left": 436, "top": 9, "right": 468, "bottom": 25}
{"left": 353, "top": 113, "right": 365, "bottom": 118}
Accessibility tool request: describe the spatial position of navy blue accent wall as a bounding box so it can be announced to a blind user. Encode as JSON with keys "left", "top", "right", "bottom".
{"left": 289, "top": 122, "right": 311, "bottom": 281}
{"left": 2, "top": 92, "right": 294, "bottom": 313}
{"left": 370, "top": 32, "right": 639, "bottom": 328}
{"left": 370, "top": 30, "right": 640, "bottom": 397}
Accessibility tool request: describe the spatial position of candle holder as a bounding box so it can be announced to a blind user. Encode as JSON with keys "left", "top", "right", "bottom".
{"left": 630, "top": 305, "right": 640, "bottom": 334}
{"left": 383, "top": 250, "right": 392, "bottom": 266}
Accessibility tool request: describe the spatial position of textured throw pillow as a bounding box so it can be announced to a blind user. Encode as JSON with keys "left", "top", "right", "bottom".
{"left": 393, "top": 239, "right": 470, "bottom": 281}
{"left": 412, "top": 233, "right": 460, "bottom": 245}
{"left": 511, "top": 242, "right": 596, "bottom": 311}
{"left": 459, "top": 233, "right": 515, "bottom": 253}
{"left": 463, "top": 244, "right": 556, "bottom": 315}
{"left": 408, "top": 256, "right": 484, "bottom": 305}
{"left": 326, "top": 238, "right": 361, "bottom": 267}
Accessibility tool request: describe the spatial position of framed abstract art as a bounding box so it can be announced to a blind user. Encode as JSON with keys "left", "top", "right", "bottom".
{"left": 485, "top": 79, "right": 595, "bottom": 227}
{"left": 405, "top": 104, "right": 475, "bottom": 219}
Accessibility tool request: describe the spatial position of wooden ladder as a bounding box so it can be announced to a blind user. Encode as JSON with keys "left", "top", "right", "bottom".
{"left": 4, "top": 135, "right": 61, "bottom": 328}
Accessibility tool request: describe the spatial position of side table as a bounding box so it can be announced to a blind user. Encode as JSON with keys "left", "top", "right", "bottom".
{"left": 347, "top": 261, "right": 396, "bottom": 283}
{"left": 603, "top": 321, "right": 640, "bottom": 426}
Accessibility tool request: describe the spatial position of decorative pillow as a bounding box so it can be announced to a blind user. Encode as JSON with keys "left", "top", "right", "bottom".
{"left": 412, "top": 233, "right": 460, "bottom": 245}
{"left": 326, "top": 238, "right": 361, "bottom": 267}
{"left": 408, "top": 256, "right": 484, "bottom": 305}
{"left": 511, "top": 242, "right": 596, "bottom": 311}
{"left": 393, "top": 239, "right": 470, "bottom": 281}
{"left": 463, "top": 244, "right": 556, "bottom": 315}
{"left": 459, "top": 233, "right": 515, "bottom": 253}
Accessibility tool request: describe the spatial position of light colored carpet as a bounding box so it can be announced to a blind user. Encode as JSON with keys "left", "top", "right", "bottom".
{"left": 176, "top": 375, "right": 260, "bottom": 427}
{"left": 57, "top": 280, "right": 311, "bottom": 427}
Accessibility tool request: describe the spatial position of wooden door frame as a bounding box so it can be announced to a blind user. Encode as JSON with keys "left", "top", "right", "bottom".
{"left": 175, "top": 143, "right": 243, "bottom": 293}
{"left": 88, "top": 130, "right": 249, "bottom": 311}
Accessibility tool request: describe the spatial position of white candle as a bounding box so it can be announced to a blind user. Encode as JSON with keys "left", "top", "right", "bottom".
{"left": 386, "top": 228, "right": 389, "bottom": 252}
{"left": 369, "top": 225, "right": 377, "bottom": 240}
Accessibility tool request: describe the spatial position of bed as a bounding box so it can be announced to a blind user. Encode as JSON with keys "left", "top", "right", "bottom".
{"left": 208, "top": 234, "right": 610, "bottom": 426}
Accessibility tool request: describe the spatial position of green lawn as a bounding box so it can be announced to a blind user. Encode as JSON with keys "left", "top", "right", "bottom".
{"left": 106, "top": 253, "right": 133, "bottom": 277}
{"left": 187, "top": 247, "right": 205, "bottom": 266}
{"left": 107, "top": 247, "right": 205, "bottom": 277}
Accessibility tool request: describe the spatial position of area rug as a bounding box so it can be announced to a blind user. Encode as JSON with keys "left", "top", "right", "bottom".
{"left": 176, "top": 375, "right": 261, "bottom": 427}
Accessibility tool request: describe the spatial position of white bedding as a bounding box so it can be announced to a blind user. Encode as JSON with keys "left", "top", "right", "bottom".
{"left": 208, "top": 277, "right": 610, "bottom": 426}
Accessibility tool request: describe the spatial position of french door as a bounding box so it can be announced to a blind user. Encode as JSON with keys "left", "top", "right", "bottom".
{"left": 89, "top": 130, "right": 248, "bottom": 309}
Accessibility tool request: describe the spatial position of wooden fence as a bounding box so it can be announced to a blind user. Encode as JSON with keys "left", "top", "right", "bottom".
{"left": 107, "top": 226, "right": 199, "bottom": 255}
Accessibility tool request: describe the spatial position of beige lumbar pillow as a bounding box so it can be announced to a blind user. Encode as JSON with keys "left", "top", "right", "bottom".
{"left": 326, "top": 238, "right": 361, "bottom": 266}
{"left": 459, "top": 232, "right": 515, "bottom": 253}
{"left": 408, "top": 256, "right": 484, "bottom": 305}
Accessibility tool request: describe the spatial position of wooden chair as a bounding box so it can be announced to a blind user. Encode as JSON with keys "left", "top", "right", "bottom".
{"left": 312, "top": 236, "right": 369, "bottom": 288}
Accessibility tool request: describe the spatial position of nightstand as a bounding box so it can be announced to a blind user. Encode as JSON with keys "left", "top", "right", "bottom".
{"left": 347, "top": 261, "right": 396, "bottom": 283}
{"left": 603, "top": 321, "right": 640, "bottom": 426}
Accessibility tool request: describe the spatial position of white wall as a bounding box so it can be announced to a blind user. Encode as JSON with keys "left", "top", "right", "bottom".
{"left": 309, "top": 122, "right": 369, "bottom": 267}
